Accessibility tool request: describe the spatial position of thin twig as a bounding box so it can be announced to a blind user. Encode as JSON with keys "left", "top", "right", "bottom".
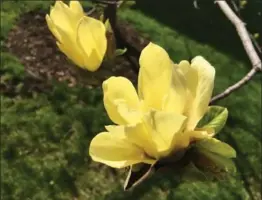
{"left": 230, "top": 0, "right": 241, "bottom": 17}
{"left": 94, "top": 0, "right": 120, "bottom": 6}
{"left": 26, "top": 68, "right": 44, "bottom": 81}
{"left": 210, "top": 67, "right": 258, "bottom": 103}
{"left": 86, "top": 7, "right": 96, "bottom": 15}
{"left": 96, "top": 0, "right": 118, "bottom": 4}
{"left": 215, "top": 0, "right": 261, "bottom": 71}
{"left": 249, "top": 33, "right": 262, "bottom": 55}
{"left": 211, "top": 0, "right": 262, "bottom": 103}
{"left": 229, "top": 0, "right": 262, "bottom": 56}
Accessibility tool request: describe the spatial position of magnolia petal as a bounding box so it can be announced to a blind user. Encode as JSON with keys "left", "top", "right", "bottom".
{"left": 47, "top": 1, "right": 87, "bottom": 68}
{"left": 69, "top": 0, "right": 84, "bottom": 19}
{"left": 125, "top": 122, "right": 157, "bottom": 158}
{"left": 89, "top": 131, "right": 155, "bottom": 168}
{"left": 138, "top": 42, "right": 173, "bottom": 110}
{"left": 163, "top": 64, "right": 187, "bottom": 114}
{"left": 178, "top": 60, "right": 191, "bottom": 75}
{"left": 103, "top": 77, "right": 141, "bottom": 125}
{"left": 104, "top": 125, "right": 127, "bottom": 140}
{"left": 77, "top": 16, "right": 107, "bottom": 71}
{"left": 177, "top": 60, "right": 198, "bottom": 116}
{"left": 170, "top": 130, "right": 209, "bottom": 153}
{"left": 83, "top": 49, "right": 104, "bottom": 71}
{"left": 195, "top": 127, "right": 215, "bottom": 137}
{"left": 56, "top": 41, "right": 84, "bottom": 67}
{"left": 171, "top": 133, "right": 190, "bottom": 152}
{"left": 178, "top": 60, "right": 198, "bottom": 97}
{"left": 196, "top": 138, "right": 236, "bottom": 158}
{"left": 146, "top": 110, "right": 187, "bottom": 156}
{"left": 186, "top": 56, "right": 215, "bottom": 130}
{"left": 45, "top": 14, "right": 62, "bottom": 42}
{"left": 117, "top": 103, "right": 143, "bottom": 125}
{"left": 188, "top": 130, "right": 211, "bottom": 141}
{"left": 55, "top": 23, "right": 85, "bottom": 68}
{"left": 50, "top": 1, "right": 74, "bottom": 33}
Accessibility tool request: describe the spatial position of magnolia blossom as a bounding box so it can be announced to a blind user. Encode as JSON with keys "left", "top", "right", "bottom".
{"left": 89, "top": 42, "right": 235, "bottom": 168}
{"left": 46, "top": 0, "right": 107, "bottom": 71}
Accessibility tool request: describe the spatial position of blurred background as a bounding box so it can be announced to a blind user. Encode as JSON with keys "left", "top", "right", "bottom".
{"left": 1, "top": 0, "right": 261, "bottom": 199}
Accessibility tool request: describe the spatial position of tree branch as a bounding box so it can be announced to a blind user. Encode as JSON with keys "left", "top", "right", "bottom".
{"left": 210, "top": 67, "right": 258, "bottom": 103}
{"left": 211, "top": 0, "right": 261, "bottom": 103}
{"left": 229, "top": 0, "right": 262, "bottom": 56}
{"left": 215, "top": 0, "right": 261, "bottom": 71}
{"left": 98, "top": 0, "right": 141, "bottom": 73}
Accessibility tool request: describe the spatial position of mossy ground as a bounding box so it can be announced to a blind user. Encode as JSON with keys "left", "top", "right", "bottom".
{"left": 1, "top": 1, "right": 261, "bottom": 199}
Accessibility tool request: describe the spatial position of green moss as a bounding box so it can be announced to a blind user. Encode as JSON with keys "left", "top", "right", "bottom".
{"left": 1, "top": 1, "right": 261, "bottom": 199}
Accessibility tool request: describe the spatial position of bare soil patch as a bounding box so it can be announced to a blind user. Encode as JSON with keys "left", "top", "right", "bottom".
{"left": 5, "top": 10, "right": 149, "bottom": 90}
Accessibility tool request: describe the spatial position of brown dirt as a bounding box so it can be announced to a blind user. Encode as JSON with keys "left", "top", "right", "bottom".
{"left": 5, "top": 9, "right": 149, "bottom": 89}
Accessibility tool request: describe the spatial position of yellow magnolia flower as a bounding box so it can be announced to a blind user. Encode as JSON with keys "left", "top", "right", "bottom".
{"left": 46, "top": 0, "right": 107, "bottom": 71}
{"left": 89, "top": 42, "right": 233, "bottom": 169}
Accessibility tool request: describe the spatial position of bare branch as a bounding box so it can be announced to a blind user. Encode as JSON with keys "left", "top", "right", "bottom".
{"left": 215, "top": 0, "right": 261, "bottom": 71}
{"left": 86, "top": 7, "right": 96, "bottom": 15}
{"left": 229, "top": 0, "right": 241, "bottom": 17}
{"left": 211, "top": 0, "right": 261, "bottom": 103}
{"left": 210, "top": 67, "right": 258, "bottom": 103}
{"left": 229, "top": 0, "right": 262, "bottom": 55}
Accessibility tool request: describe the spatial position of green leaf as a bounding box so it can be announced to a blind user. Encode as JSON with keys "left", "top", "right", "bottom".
{"left": 104, "top": 19, "right": 113, "bottom": 33}
{"left": 195, "top": 138, "right": 236, "bottom": 158}
{"left": 197, "top": 106, "right": 228, "bottom": 134}
{"left": 240, "top": 0, "right": 247, "bottom": 9}
{"left": 115, "top": 48, "right": 127, "bottom": 57}
{"left": 181, "top": 162, "right": 208, "bottom": 182}
{"left": 124, "top": 163, "right": 155, "bottom": 191}
{"left": 197, "top": 149, "right": 236, "bottom": 174}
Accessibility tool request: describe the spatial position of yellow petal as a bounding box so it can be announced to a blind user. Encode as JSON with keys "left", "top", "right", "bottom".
{"left": 177, "top": 60, "right": 198, "bottom": 112}
{"left": 50, "top": 1, "right": 73, "bottom": 33}
{"left": 89, "top": 130, "right": 155, "bottom": 168}
{"left": 196, "top": 138, "right": 236, "bottom": 158}
{"left": 69, "top": 0, "right": 84, "bottom": 19}
{"left": 178, "top": 60, "right": 191, "bottom": 75}
{"left": 103, "top": 77, "right": 141, "bottom": 125}
{"left": 185, "top": 56, "right": 215, "bottom": 130}
{"left": 188, "top": 130, "right": 211, "bottom": 142}
{"left": 116, "top": 102, "right": 143, "bottom": 124}
{"left": 172, "top": 130, "right": 210, "bottom": 152}
{"left": 138, "top": 42, "right": 173, "bottom": 110}
{"left": 55, "top": 23, "right": 85, "bottom": 68}
{"left": 104, "top": 125, "right": 127, "bottom": 139}
{"left": 195, "top": 127, "right": 215, "bottom": 137}
{"left": 178, "top": 60, "right": 198, "bottom": 97}
{"left": 178, "top": 60, "right": 197, "bottom": 113}
{"left": 45, "top": 14, "right": 62, "bottom": 42}
{"left": 47, "top": 1, "right": 88, "bottom": 69}
{"left": 77, "top": 16, "right": 107, "bottom": 71}
{"left": 163, "top": 63, "right": 187, "bottom": 114}
{"left": 145, "top": 110, "right": 187, "bottom": 156}
{"left": 105, "top": 124, "right": 123, "bottom": 132}
{"left": 125, "top": 122, "right": 157, "bottom": 158}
